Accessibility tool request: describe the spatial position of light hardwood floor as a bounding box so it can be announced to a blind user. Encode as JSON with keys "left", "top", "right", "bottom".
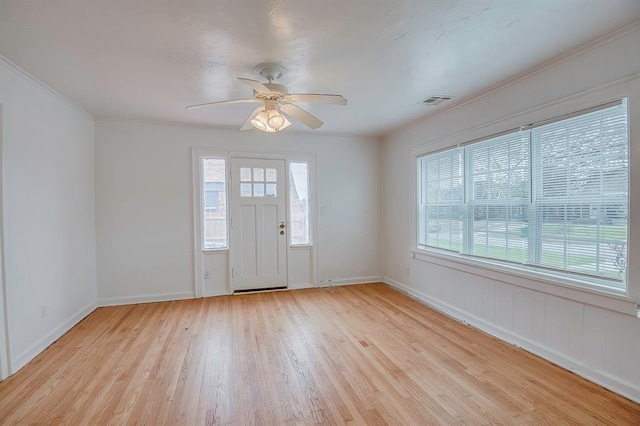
{"left": 0, "top": 283, "right": 638, "bottom": 425}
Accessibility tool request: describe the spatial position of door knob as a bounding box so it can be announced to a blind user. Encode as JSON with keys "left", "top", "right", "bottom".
{"left": 279, "top": 222, "right": 286, "bottom": 229}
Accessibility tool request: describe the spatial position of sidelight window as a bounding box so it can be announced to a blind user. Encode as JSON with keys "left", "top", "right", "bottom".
{"left": 289, "top": 162, "right": 311, "bottom": 245}
{"left": 202, "top": 158, "right": 228, "bottom": 249}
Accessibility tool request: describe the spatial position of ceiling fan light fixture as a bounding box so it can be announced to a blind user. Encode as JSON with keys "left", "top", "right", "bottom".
{"left": 267, "top": 109, "right": 286, "bottom": 129}
{"left": 251, "top": 109, "right": 289, "bottom": 132}
{"left": 251, "top": 110, "right": 269, "bottom": 131}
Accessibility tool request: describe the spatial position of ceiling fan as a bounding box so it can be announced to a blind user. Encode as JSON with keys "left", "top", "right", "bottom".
{"left": 186, "top": 63, "right": 347, "bottom": 132}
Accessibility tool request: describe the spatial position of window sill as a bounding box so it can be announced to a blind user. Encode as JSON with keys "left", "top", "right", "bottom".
{"left": 411, "top": 248, "right": 639, "bottom": 317}
{"left": 290, "top": 245, "right": 313, "bottom": 250}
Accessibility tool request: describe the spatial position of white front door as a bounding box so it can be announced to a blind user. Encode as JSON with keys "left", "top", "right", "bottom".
{"left": 230, "top": 158, "right": 287, "bottom": 291}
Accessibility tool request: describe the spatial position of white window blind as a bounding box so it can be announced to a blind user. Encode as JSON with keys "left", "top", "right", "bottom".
{"left": 531, "top": 102, "right": 628, "bottom": 285}
{"left": 466, "top": 132, "right": 530, "bottom": 263}
{"left": 417, "top": 100, "right": 629, "bottom": 291}
{"left": 417, "top": 148, "right": 464, "bottom": 251}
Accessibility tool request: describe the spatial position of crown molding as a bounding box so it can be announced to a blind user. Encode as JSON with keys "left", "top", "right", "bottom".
{"left": 0, "top": 54, "right": 94, "bottom": 121}
{"left": 408, "top": 71, "right": 639, "bottom": 155}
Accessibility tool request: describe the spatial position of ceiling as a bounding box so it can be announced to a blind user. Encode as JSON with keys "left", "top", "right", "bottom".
{"left": 1, "top": 1, "right": 639, "bottom": 137}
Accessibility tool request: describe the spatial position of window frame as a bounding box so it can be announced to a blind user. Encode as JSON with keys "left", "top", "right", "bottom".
{"left": 288, "top": 160, "right": 312, "bottom": 247}
{"left": 411, "top": 86, "right": 639, "bottom": 313}
{"left": 465, "top": 131, "right": 532, "bottom": 266}
{"left": 417, "top": 101, "right": 629, "bottom": 290}
{"left": 417, "top": 147, "right": 465, "bottom": 252}
{"left": 198, "top": 155, "right": 230, "bottom": 252}
{"left": 529, "top": 103, "right": 629, "bottom": 284}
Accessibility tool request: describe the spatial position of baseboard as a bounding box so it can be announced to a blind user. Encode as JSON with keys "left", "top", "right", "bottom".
{"left": 100, "top": 280, "right": 381, "bottom": 303}
{"left": 11, "top": 301, "right": 97, "bottom": 374}
{"left": 383, "top": 277, "right": 640, "bottom": 404}
{"left": 98, "top": 291, "right": 195, "bottom": 307}
{"left": 204, "top": 283, "right": 314, "bottom": 297}
{"left": 288, "top": 283, "right": 314, "bottom": 290}
{"left": 319, "top": 276, "right": 382, "bottom": 287}
{"left": 203, "top": 290, "right": 229, "bottom": 298}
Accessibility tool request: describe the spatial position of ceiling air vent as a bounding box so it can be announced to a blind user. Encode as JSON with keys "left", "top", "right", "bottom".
{"left": 419, "top": 95, "right": 453, "bottom": 106}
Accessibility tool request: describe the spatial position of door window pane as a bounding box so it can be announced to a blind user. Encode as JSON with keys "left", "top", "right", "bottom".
{"left": 240, "top": 168, "right": 252, "bottom": 181}
{"left": 266, "top": 168, "right": 277, "bottom": 182}
{"left": 253, "top": 183, "right": 265, "bottom": 197}
{"left": 240, "top": 183, "right": 252, "bottom": 197}
{"left": 266, "top": 183, "right": 277, "bottom": 197}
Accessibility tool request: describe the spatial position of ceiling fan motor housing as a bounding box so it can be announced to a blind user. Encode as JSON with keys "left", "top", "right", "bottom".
{"left": 264, "top": 99, "right": 278, "bottom": 111}
{"left": 255, "top": 63, "right": 286, "bottom": 81}
{"left": 261, "top": 83, "right": 288, "bottom": 97}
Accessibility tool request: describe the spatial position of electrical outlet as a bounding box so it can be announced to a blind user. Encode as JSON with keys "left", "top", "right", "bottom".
{"left": 41, "top": 305, "right": 48, "bottom": 318}
{"left": 204, "top": 270, "right": 210, "bottom": 280}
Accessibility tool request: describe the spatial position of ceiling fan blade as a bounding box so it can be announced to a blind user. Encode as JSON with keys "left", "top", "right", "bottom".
{"left": 240, "top": 106, "right": 264, "bottom": 131}
{"left": 287, "top": 94, "right": 347, "bottom": 105}
{"left": 281, "top": 103, "right": 324, "bottom": 129}
{"left": 238, "top": 78, "right": 272, "bottom": 94}
{"left": 185, "top": 98, "right": 259, "bottom": 109}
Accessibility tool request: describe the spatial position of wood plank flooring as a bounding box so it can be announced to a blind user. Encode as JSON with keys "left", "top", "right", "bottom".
{"left": 0, "top": 283, "right": 638, "bottom": 425}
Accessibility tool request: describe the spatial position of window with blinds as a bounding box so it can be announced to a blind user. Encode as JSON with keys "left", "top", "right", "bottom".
{"left": 417, "top": 148, "right": 464, "bottom": 251}
{"left": 466, "top": 132, "right": 530, "bottom": 263}
{"left": 416, "top": 100, "right": 629, "bottom": 291}
{"left": 532, "top": 103, "right": 628, "bottom": 285}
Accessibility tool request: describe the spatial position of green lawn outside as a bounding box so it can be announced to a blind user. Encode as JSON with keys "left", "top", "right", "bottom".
{"left": 541, "top": 223, "right": 627, "bottom": 240}
{"left": 430, "top": 220, "right": 627, "bottom": 242}
{"left": 428, "top": 235, "right": 620, "bottom": 279}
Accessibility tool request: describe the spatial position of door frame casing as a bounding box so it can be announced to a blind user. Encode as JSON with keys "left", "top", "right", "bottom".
{"left": 192, "top": 147, "right": 318, "bottom": 297}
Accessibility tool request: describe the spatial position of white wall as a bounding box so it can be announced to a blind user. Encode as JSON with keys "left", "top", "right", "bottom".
{"left": 94, "top": 121, "right": 381, "bottom": 304}
{"left": 382, "top": 25, "right": 640, "bottom": 402}
{"left": 0, "top": 104, "right": 8, "bottom": 379}
{"left": 0, "top": 58, "right": 97, "bottom": 374}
